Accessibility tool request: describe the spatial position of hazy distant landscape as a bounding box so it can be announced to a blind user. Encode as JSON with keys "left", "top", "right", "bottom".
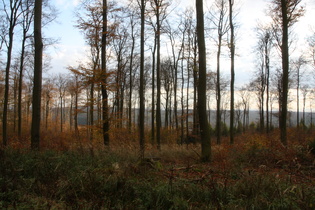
{"left": 74, "top": 107, "right": 315, "bottom": 127}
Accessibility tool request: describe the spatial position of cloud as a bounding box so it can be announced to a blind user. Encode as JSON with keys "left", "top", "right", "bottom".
{"left": 55, "top": 0, "right": 79, "bottom": 9}
{"left": 72, "top": 0, "right": 80, "bottom": 7}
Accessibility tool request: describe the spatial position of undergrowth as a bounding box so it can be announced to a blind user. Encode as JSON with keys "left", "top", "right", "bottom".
{"left": 1, "top": 128, "right": 315, "bottom": 208}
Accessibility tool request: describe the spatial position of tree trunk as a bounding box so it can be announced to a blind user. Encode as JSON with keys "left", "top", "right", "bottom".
{"left": 156, "top": 3, "right": 161, "bottom": 151}
{"left": 297, "top": 68, "right": 300, "bottom": 127}
{"left": 60, "top": 96, "right": 63, "bottom": 132}
{"left": 102, "top": 0, "right": 110, "bottom": 146}
{"left": 74, "top": 78, "right": 79, "bottom": 135}
{"left": 266, "top": 43, "right": 270, "bottom": 133}
{"left": 229, "top": 0, "right": 235, "bottom": 144}
{"left": 129, "top": 18, "right": 136, "bottom": 132}
{"left": 151, "top": 34, "right": 157, "bottom": 144}
{"left": 181, "top": 39, "right": 185, "bottom": 144}
{"left": 139, "top": 0, "right": 145, "bottom": 159}
{"left": 216, "top": 36, "right": 222, "bottom": 145}
{"left": 18, "top": 0, "right": 33, "bottom": 137}
{"left": 193, "top": 35, "right": 199, "bottom": 136}
{"left": 280, "top": 0, "right": 289, "bottom": 146}
{"left": 45, "top": 96, "right": 50, "bottom": 130}
{"left": 13, "top": 73, "right": 18, "bottom": 133}
{"left": 18, "top": 36, "right": 26, "bottom": 137}
{"left": 3, "top": 1, "right": 19, "bottom": 146}
{"left": 196, "top": 0, "right": 211, "bottom": 162}
{"left": 90, "top": 82, "right": 94, "bottom": 138}
{"left": 31, "top": 0, "right": 43, "bottom": 150}
{"left": 186, "top": 39, "right": 191, "bottom": 140}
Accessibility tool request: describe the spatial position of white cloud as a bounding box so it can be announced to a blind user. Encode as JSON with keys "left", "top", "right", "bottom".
{"left": 72, "top": 0, "right": 80, "bottom": 7}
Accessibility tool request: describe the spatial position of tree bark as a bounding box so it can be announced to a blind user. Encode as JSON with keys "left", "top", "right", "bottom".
{"left": 31, "top": 0, "right": 43, "bottom": 150}
{"left": 196, "top": 0, "right": 211, "bottom": 162}
{"left": 229, "top": 0, "right": 235, "bottom": 144}
{"left": 2, "top": 0, "right": 21, "bottom": 146}
{"left": 216, "top": 36, "right": 222, "bottom": 145}
{"left": 139, "top": 0, "right": 145, "bottom": 159}
{"left": 102, "top": 0, "right": 110, "bottom": 146}
{"left": 156, "top": 0, "right": 161, "bottom": 150}
{"left": 129, "top": 16, "right": 136, "bottom": 132}
{"left": 151, "top": 35, "right": 156, "bottom": 144}
{"left": 280, "top": 0, "right": 289, "bottom": 145}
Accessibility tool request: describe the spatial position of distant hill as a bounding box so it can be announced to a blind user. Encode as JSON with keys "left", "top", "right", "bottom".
{"left": 73, "top": 107, "right": 315, "bottom": 127}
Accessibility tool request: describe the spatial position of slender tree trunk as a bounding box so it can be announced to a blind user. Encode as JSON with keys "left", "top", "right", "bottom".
{"left": 139, "top": 0, "right": 145, "bottom": 159}
{"left": 129, "top": 19, "right": 136, "bottom": 132}
{"left": 216, "top": 36, "right": 222, "bottom": 145}
{"left": 31, "top": 0, "right": 43, "bottom": 150}
{"left": 171, "top": 37, "right": 179, "bottom": 134}
{"left": 90, "top": 82, "right": 94, "bottom": 139}
{"left": 303, "top": 94, "right": 306, "bottom": 126}
{"left": 102, "top": 0, "right": 110, "bottom": 146}
{"left": 244, "top": 105, "right": 247, "bottom": 131}
{"left": 181, "top": 40, "right": 185, "bottom": 144}
{"left": 193, "top": 35, "right": 199, "bottom": 135}
{"left": 13, "top": 74, "right": 18, "bottom": 133}
{"left": 151, "top": 35, "right": 157, "bottom": 144}
{"left": 74, "top": 83, "right": 79, "bottom": 135}
{"left": 18, "top": 36, "right": 27, "bottom": 137}
{"left": 297, "top": 68, "right": 300, "bottom": 127}
{"left": 229, "top": 0, "right": 235, "bottom": 144}
{"left": 165, "top": 90, "right": 169, "bottom": 127}
{"left": 45, "top": 97, "right": 49, "bottom": 130}
{"left": 2, "top": 0, "right": 21, "bottom": 146}
{"left": 60, "top": 96, "right": 63, "bottom": 132}
{"left": 169, "top": 87, "right": 172, "bottom": 128}
{"left": 2, "top": 27, "right": 13, "bottom": 146}
{"left": 260, "top": 74, "right": 265, "bottom": 132}
{"left": 280, "top": 0, "right": 289, "bottom": 146}
{"left": 186, "top": 38, "right": 191, "bottom": 139}
{"left": 266, "top": 44, "right": 270, "bottom": 133}
{"left": 196, "top": 0, "right": 211, "bottom": 162}
{"left": 70, "top": 95, "right": 73, "bottom": 131}
{"left": 156, "top": 4, "right": 161, "bottom": 151}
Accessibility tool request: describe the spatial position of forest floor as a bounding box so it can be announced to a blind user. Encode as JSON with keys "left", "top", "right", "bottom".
{"left": 1, "top": 128, "right": 315, "bottom": 209}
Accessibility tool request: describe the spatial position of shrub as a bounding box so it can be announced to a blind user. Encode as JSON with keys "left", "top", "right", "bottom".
{"left": 308, "top": 138, "right": 315, "bottom": 155}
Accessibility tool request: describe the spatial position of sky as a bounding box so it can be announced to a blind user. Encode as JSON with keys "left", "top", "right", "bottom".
{"left": 45, "top": 0, "right": 315, "bottom": 87}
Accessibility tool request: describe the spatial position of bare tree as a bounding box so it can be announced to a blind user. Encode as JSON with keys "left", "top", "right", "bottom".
{"left": 184, "top": 8, "right": 195, "bottom": 140}
{"left": 17, "top": 0, "right": 34, "bottom": 137}
{"left": 126, "top": 6, "right": 139, "bottom": 132}
{"left": 150, "top": 0, "right": 169, "bottom": 150}
{"left": 165, "top": 20, "right": 181, "bottom": 135}
{"left": 31, "top": 0, "right": 42, "bottom": 150}
{"left": 55, "top": 73, "right": 68, "bottom": 133}
{"left": 139, "top": 0, "right": 146, "bottom": 159}
{"left": 2, "top": 0, "right": 22, "bottom": 146}
{"left": 196, "top": 0, "right": 211, "bottom": 162}
{"left": 209, "top": 0, "right": 230, "bottom": 144}
{"left": 269, "top": 0, "right": 304, "bottom": 145}
{"left": 239, "top": 86, "right": 250, "bottom": 132}
{"left": 42, "top": 77, "right": 55, "bottom": 130}
{"left": 291, "top": 55, "right": 307, "bottom": 127}
{"left": 228, "top": 0, "right": 236, "bottom": 144}
{"left": 301, "top": 85, "right": 309, "bottom": 127}
{"left": 160, "top": 58, "right": 172, "bottom": 128}
{"left": 102, "top": 0, "right": 110, "bottom": 146}
{"left": 112, "top": 25, "right": 129, "bottom": 128}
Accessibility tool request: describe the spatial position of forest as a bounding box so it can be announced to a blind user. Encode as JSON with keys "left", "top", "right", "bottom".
{"left": 1, "top": 0, "right": 315, "bottom": 208}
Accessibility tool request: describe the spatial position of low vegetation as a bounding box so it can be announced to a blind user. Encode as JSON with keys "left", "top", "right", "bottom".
{"left": 1, "top": 128, "right": 315, "bottom": 209}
